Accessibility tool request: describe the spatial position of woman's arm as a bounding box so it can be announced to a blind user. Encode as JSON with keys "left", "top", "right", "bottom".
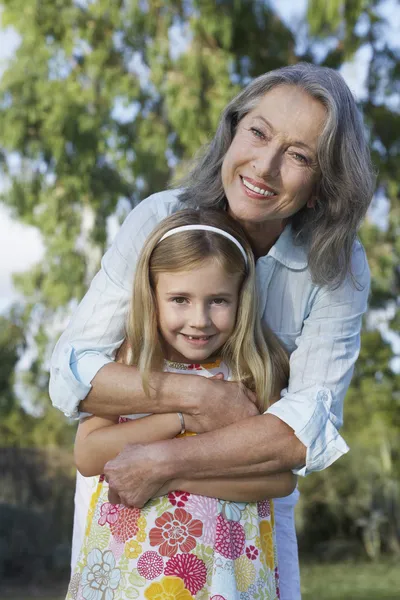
{"left": 74, "top": 413, "right": 182, "bottom": 477}
{"left": 79, "top": 363, "right": 259, "bottom": 432}
{"left": 76, "top": 413, "right": 296, "bottom": 502}
{"left": 156, "top": 472, "right": 297, "bottom": 503}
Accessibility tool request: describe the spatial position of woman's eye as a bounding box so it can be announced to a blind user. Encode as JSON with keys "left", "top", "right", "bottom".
{"left": 292, "top": 152, "right": 308, "bottom": 164}
{"left": 172, "top": 297, "right": 187, "bottom": 304}
{"left": 250, "top": 127, "right": 265, "bottom": 140}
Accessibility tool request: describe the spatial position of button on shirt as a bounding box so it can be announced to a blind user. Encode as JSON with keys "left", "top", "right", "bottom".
{"left": 49, "top": 189, "right": 370, "bottom": 476}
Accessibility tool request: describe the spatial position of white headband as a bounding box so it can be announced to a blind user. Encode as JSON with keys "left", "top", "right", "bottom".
{"left": 158, "top": 225, "right": 248, "bottom": 266}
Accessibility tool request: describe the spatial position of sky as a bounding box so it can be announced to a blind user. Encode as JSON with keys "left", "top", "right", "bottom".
{"left": 0, "top": 0, "right": 399, "bottom": 313}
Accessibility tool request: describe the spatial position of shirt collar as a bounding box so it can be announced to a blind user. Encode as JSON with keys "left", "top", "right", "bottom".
{"left": 260, "top": 224, "right": 309, "bottom": 270}
{"left": 219, "top": 201, "right": 308, "bottom": 271}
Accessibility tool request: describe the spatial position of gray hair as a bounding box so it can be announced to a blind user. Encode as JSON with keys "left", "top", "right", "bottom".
{"left": 178, "top": 62, "right": 375, "bottom": 288}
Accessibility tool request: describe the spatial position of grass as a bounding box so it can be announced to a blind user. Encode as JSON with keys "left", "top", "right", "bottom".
{"left": 2, "top": 560, "right": 399, "bottom": 599}
{"left": 300, "top": 560, "right": 400, "bottom": 600}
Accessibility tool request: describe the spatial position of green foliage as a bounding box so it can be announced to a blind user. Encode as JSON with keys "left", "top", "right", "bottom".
{"left": 0, "top": 0, "right": 297, "bottom": 414}
{"left": 297, "top": 0, "right": 400, "bottom": 559}
{"left": 301, "top": 560, "right": 400, "bottom": 600}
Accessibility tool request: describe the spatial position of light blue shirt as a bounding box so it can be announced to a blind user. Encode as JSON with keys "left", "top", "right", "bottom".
{"left": 49, "top": 189, "right": 370, "bottom": 476}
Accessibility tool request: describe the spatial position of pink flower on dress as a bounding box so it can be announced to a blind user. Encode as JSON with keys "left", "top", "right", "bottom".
{"left": 137, "top": 551, "right": 164, "bottom": 580}
{"left": 215, "top": 513, "right": 245, "bottom": 560}
{"left": 108, "top": 535, "right": 125, "bottom": 561}
{"left": 185, "top": 494, "right": 218, "bottom": 545}
{"left": 110, "top": 506, "right": 141, "bottom": 542}
{"left": 149, "top": 508, "right": 203, "bottom": 557}
{"left": 164, "top": 553, "right": 207, "bottom": 595}
{"left": 98, "top": 502, "right": 124, "bottom": 526}
{"left": 257, "top": 500, "right": 271, "bottom": 519}
{"left": 168, "top": 490, "right": 190, "bottom": 508}
{"left": 245, "top": 545, "right": 259, "bottom": 560}
{"left": 187, "top": 364, "right": 202, "bottom": 370}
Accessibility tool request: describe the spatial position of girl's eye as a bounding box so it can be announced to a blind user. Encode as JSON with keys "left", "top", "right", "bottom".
{"left": 172, "top": 297, "right": 187, "bottom": 304}
{"left": 211, "top": 298, "right": 227, "bottom": 305}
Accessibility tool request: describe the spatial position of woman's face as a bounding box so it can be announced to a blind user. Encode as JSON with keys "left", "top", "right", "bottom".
{"left": 221, "top": 85, "right": 327, "bottom": 227}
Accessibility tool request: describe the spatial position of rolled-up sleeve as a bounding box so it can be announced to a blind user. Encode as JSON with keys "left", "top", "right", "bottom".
{"left": 49, "top": 192, "right": 178, "bottom": 418}
{"left": 266, "top": 242, "right": 370, "bottom": 475}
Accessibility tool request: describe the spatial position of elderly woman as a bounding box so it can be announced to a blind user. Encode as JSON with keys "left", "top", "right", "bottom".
{"left": 50, "top": 63, "right": 374, "bottom": 600}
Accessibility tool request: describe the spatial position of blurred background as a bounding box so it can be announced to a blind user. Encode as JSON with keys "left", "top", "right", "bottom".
{"left": 0, "top": 1, "right": 399, "bottom": 598}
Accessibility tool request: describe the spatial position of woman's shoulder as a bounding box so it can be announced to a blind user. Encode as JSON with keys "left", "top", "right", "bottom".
{"left": 111, "top": 189, "right": 185, "bottom": 250}
{"left": 130, "top": 188, "right": 184, "bottom": 220}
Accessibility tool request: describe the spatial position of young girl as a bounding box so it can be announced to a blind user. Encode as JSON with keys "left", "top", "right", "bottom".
{"left": 66, "top": 209, "right": 294, "bottom": 600}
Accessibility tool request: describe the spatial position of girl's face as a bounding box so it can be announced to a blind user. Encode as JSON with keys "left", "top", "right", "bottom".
{"left": 221, "top": 85, "right": 326, "bottom": 227}
{"left": 155, "top": 258, "right": 241, "bottom": 363}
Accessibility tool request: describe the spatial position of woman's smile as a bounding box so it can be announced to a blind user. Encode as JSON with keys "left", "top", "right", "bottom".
{"left": 240, "top": 175, "right": 277, "bottom": 197}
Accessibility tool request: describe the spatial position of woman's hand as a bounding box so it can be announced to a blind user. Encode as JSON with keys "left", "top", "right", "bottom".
{"left": 104, "top": 442, "right": 169, "bottom": 508}
{"left": 183, "top": 375, "right": 260, "bottom": 434}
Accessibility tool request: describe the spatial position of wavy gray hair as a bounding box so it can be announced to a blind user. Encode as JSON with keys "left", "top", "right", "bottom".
{"left": 178, "top": 62, "right": 375, "bottom": 288}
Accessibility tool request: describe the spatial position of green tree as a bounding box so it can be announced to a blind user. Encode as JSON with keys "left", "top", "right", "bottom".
{"left": 0, "top": 0, "right": 399, "bottom": 559}
{"left": 297, "top": 0, "right": 400, "bottom": 558}
{"left": 0, "top": 310, "right": 75, "bottom": 447}
{"left": 0, "top": 0, "right": 296, "bottom": 412}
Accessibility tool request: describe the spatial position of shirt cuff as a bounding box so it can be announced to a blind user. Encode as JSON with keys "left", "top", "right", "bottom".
{"left": 265, "top": 386, "right": 350, "bottom": 476}
{"left": 49, "top": 344, "right": 112, "bottom": 419}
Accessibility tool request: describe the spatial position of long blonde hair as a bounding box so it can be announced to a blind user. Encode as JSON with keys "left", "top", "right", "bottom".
{"left": 124, "top": 209, "right": 289, "bottom": 411}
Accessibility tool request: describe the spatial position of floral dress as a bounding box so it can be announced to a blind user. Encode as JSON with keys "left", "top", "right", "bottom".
{"left": 66, "top": 360, "right": 280, "bottom": 600}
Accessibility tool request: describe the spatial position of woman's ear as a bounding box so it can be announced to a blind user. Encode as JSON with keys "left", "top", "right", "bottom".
{"left": 307, "top": 196, "right": 317, "bottom": 209}
{"left": 307, "top": 181, "right": 321, "bottom": 209}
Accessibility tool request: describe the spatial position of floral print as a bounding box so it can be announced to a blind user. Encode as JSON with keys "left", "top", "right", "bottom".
{"left": 149, "top": 508, "right": 203, "bottom": 557}
{"left": 125, "top": 539, "right": 142, "bottom": 559}
{"left": 98, "top": 502, "right": 123, "bottom": 526}
{"left": 218, "top": 499, "right": 247, "bottom": 522}
{"left": 66, "top": 362, "right": 279, "bottom": 599}
{"left": 257, "top": 500, "right": 271, "bottom": 519}
{"left": 234, "top": 556, "right": 256, "bottom": 592}
{"left": 185, "top": 494, "right": 218, "bottom": 545}
{"left": 138, "top": 551, "right": 164, "bottom": 580}
{"left": 164, "top": 553, "right": 207, "bottom": 595}
{"left": 245, "top": 545, "right": 259, "bottom": 561}
{"left": 260, "top": 520, "right": 275, "bottom": 571}
{"left": 144, "top": 575, "right": 194, "bottom": 599}
{"left": 215, "top": 513, "right": 245, "bottom": 559}
{"left": 109, "top": 506, "right": 141, "bottom": 542}
{"left": 168, "top": 490, "right": 190, "bottom": 507}
{"left": 80, "top": 549, "right": 120, "bottom": 600}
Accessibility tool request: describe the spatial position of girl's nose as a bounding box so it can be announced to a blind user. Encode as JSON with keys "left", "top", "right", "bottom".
{"left": 189, "top": 305, "right": 211, "bottom": 329}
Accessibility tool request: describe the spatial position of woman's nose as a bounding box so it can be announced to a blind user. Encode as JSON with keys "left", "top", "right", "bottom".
{"left": 252, "top": 144, "right": 281, "bottom": 179}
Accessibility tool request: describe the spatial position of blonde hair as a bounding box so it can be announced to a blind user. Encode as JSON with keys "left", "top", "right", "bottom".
{"left": 124, "top": 209, "right": 289, "bottom": 411}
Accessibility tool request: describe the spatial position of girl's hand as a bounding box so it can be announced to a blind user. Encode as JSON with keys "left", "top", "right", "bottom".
{"left": 183, "top": 376, "right": 260, "bottom": 434}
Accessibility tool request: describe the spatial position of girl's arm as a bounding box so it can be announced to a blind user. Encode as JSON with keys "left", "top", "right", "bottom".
{"left": 74, "top": 413, "right": 182, "bottom": 477}
{"left": 76, "top": 414, "right": 296, "bottom": 502}
{"left": 156, "top": 472, "right": 297, "bottom": 503}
